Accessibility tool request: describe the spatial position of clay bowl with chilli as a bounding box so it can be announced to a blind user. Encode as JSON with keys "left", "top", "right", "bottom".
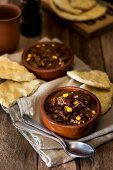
{"left": 40, "top": 86, "right": 101, "bottom": 139}
{"left": 22, "top": 41, "right": 74, "bottom": 81}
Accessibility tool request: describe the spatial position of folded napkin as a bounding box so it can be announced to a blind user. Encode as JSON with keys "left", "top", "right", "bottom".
{"left": 2, "top": 38, "right": 113, "bottom": 167}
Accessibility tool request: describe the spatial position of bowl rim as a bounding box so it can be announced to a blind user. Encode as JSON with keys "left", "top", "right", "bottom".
{"left": 40, "top": 86, "right": 101, "bottom": 129}
{"left": 0, "top": 3, "right": 21, "bottom": 22}
{"left": 22, "top": 41, "right": 74, "bottom": 73}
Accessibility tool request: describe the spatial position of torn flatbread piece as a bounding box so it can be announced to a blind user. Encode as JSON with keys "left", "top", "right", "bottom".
{"left": 67, "top": 70, "right": 110, "bottom": 89}
{"left": 53, "top": 0, "right": 82, "bottom": 15}
{"left": 70, "top": 0, "right": 96, "bottom": 10}
{"left": 49, "top": 1, "right": 107, "bottom": 21}
{"left": 0, "top": 79, "right": 40, "bottom": 108}
{"left": 0, "top": 56, "right": 35, "bottom": 82}
{"left": 80, "top": 84, "right": 113, "bottom": 115}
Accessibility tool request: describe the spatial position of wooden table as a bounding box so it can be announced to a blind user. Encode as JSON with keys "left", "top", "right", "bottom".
{"left": 1, "top": 2, "right": 113, "bottom": 170}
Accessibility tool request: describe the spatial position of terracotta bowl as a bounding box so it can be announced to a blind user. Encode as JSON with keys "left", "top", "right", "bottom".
{"left": 22, "top": 41, "right": 74, "bottom": 81}
{"left": 40, "top": 86, "right": 101, "bottom": 139}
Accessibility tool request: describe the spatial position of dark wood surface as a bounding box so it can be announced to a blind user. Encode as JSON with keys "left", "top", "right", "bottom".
{"left": 1, "top": 0, "right": 113, "bottom": 170}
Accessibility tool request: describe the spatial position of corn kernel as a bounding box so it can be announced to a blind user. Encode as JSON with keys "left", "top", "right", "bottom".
{"left": 28, "top": 54, "right": 31, "bottom": 58}
{"left": 66, "top": 107, "right": 72, "bottom": 112}
{"left": 63, "top": 93, "right": 69, "bottom": 98}
{"left": 64, "top": 106, "right": 72, "bottom": 112}
{"left": 73, "top": 100, "right": 79, "bottom": 105}
{"left": 76, "top": 115, "right": 81, "bottom": 121}
{"left": 26, "top": 58, "right": 30, "bottom": 61}
{"left": 92, "top": 110, "right": 96, "bottom": 115}
{"left": 52, "top": 55, "right": 58, "bottom": 59}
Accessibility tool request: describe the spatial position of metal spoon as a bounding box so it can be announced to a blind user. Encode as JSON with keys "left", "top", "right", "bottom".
{"left": 21, "top": 114, "right": 94, "bottom": 158}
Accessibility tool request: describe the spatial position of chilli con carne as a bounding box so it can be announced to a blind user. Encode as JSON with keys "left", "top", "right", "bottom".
{"left": 25, "top": 42, "right": 70, "bottom": 69}
{"left": 45, "top": 91, "right": 97, "bottom": 125}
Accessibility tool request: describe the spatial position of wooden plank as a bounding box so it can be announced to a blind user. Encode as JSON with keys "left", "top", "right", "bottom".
{"left": 80, "top": 141, "right": 113, "bottom": 170}
{"left": 37, "top": 157, "right": 79, "bottom": 170}
{"left": 41, "top": 9, "right": 70, "bottom": 47}
{"left": 100, "top": 29, "right": 113, "bottom": 82}
{"left": 79, "top": 36, "right": 105, "bottom": 70}
{"left": 0, "top": 107, "right": 37, "bottom": 170}
{"left": 69, "top": 29, "right": 81, "bottom": 58}
{"left": 70, "top": 34, "right": 105, "bottom": 71}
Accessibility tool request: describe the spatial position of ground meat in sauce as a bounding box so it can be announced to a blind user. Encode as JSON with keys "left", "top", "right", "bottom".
{"left": 45, "top": 91, "right": 97, "bottom": 125}
{"left": 25, "top": 42, "right": 70, "bottom": 69}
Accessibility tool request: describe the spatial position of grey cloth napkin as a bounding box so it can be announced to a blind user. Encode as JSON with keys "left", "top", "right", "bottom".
{"left": 2, "top": 38, "right": 113, "bottom": 167}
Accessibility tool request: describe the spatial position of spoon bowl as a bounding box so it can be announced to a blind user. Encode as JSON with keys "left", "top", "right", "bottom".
{"left": 22, "top": 114, "right": 94, "bottom": 158}
{"left": 64, "top": 141, "right": 94, "bottom": 157}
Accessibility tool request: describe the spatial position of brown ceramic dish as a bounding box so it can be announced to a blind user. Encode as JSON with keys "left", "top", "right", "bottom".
{"left": 40, "top": 86, "right": 101, "bottom": 139}
{"left": 22, "top": 41, "right": 74, "bottom": 81}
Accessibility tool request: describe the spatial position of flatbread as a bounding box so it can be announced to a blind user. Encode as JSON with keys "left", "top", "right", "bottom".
{"left": 0, "top": 56, "right": 35, "bottom": 82}
{"left": 49, "top": 1, "right": 107, "bottom": 21}
{"left": 67, "top": 70, "right": 110, "bottom": 89}
{"left": 80, "top": 84, "right": 113, "bottom": 115}
{"left": 70, "top": 0, "right": 96, "bottom": 10}
{"left": 0, "top": 79, "right": 40, "bottom": 108}
{"left": 53, "top": 0, "right": 82, "bottom": 15}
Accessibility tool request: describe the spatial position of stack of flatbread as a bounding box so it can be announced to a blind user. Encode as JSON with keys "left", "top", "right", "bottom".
{"left": 0, "top": 56, "right": 41, "bottom": 108}
{"left": 49, "top": 0, "right": 107, "bottom": 21}
{"left": 67, "top": 70, "right": 113, "bottom": 115}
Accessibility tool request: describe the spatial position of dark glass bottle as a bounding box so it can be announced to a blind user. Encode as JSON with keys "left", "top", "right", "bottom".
{"left": 106, "top": 0, "right": 113, "bottom": 4}
{"left": 20, "top": 0, "right": 41, "bottom": 37}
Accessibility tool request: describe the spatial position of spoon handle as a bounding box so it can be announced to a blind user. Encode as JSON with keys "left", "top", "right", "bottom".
{"left": 14, "top": 120, "right": 61, "bottom": 143}
{"left": 15, "top": 120, "right": 94, "bottom": 158}
{"left": 23, "top": 114, "right": 66, "bottom": 147}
